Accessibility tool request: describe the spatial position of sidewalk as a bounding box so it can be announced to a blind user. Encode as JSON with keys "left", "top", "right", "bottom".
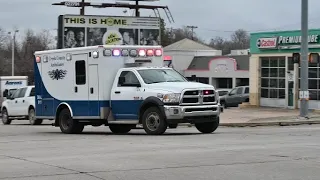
{"left": 219, "top": 107, "right": 320, "bottom": 127}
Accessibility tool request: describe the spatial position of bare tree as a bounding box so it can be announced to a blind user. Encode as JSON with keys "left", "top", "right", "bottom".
{"left": 230, "top": 29, "right": 250, "bottom": 49}
{"left": 0, "top": 28, "right": 54, "bottom": 82}
{"left": 208, "top": 29, "right": 250, "bottom": 55}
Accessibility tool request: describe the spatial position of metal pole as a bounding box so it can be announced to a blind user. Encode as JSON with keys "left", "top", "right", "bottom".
{"left": 11, "top": 33, "right": 15, "bottom": 76}
{"left": 300, "top": 0, "right": 308, "bottom": 117}
{"left": 135, "top": 0, "right": 139, "bottom": 17}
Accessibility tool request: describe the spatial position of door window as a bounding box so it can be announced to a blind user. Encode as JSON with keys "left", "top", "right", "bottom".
{"left": 229, "top": 88, "right": 237, "bottom": 96}
{"left": 12, "top": 89, "right": 21, "bottom": 99}
{"left": 29, "top": 88, "right": 35, "bottom": 97}
{"left": 244, "top": 87, "right": 249, "bottom": 94}
{"left": 18, "top": 88, "right": 27, "bottom": 98}
{"left": 75, "top": 60, "right": 86, "bottom": 85}
{"left": 118, "top": 71, "right": 140, "bottom": 86}
{"left": 236, "top": 87, "right": 243, "bottom": 95}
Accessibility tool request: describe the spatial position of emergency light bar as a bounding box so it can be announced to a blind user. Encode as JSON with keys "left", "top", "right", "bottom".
{"left": 101, "top": 48, "right": 162, "bottom": 57}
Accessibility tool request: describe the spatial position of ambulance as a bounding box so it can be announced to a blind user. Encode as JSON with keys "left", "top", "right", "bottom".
{"left": 33, "top": 45, "right": 221, "bottom": 135}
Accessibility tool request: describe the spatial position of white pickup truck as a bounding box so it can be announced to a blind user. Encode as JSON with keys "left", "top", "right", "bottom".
{"left": 1, "top": 85, "right": 40, "bottom": 125}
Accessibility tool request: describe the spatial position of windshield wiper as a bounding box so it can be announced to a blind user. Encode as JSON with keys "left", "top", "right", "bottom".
{"left": 166, "top": 80, "right": 182, "bottom": 82}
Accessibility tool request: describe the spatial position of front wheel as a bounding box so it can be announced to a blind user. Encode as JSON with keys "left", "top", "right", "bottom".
{"left": 142, "top": 107, "right": 167, "bottom": 135}
{"left": 109, "top": 124, "right": 132, "bottom": 134}
{"left": 59, "top": 108, "right": 84, "bottom": 134}
{"left": 28, "top": 108, "right": 43, "bottom": 125}
{"left": 1, "top": 108, "right": 11, "bottom": 125}
{"left": 195, "top": 117, "right": 220, "bottom": 134}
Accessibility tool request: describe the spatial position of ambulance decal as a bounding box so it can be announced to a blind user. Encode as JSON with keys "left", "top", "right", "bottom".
{"left": 48, "top": 69, "right": 67, "bottom": 80}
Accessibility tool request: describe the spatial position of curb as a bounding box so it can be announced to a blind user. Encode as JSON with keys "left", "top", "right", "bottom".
{"left": 177, "top": 120, "right": 320, "bottom": 128}
{"left": 220, "top": 120, "right": 320, "bottom": 127}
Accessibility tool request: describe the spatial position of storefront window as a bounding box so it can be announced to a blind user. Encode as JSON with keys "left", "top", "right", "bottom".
{"left": 260, "top": 57, "right": 286, "bottom": 99}
{"left": 298, "top": 66, "right": 320, "bottom": 100}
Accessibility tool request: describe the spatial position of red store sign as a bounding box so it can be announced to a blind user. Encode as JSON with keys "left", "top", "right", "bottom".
{"left": 256, "top": 37, "right": 278, "bottom": 49}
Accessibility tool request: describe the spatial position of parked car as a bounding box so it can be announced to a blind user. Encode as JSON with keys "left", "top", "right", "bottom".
{"left": 219, "top": 86, "right": 249, "bottom": 108}
{"left": 1, "top": 85, "right": 41, "bottom": 125}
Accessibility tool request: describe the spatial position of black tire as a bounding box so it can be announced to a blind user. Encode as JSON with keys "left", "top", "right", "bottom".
{"left": 220, "top": 101, "right": 227, "bottom": 109}
{"left": 168, "top": 124, "right": 178, "bottom": 129}
{"left": 195, "top": 117, "right": 220, "bottom": 134}
{"left": 109, "top": 124, "right": 132, "bottom": 134}
{"left": 142, "top": 106, "right": 167, "bottom": 135}
{"left": 1, "top": 108, "right": 11, "bottom": 125}
{"left": 28, "top": 108, "right": 43, "bottom": 125}
{"left": 58, "top": 108, "right": 84, "bottom": 134}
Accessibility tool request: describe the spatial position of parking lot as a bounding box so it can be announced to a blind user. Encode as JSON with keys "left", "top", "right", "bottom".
{"left": 1, "top": 120, "right": 320, "bottom": 180}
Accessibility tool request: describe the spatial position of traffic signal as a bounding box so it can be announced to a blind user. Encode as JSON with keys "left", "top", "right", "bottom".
{"left": 292, "top": 53, "right": 300, "bottom": 64}
{"left": 309, "top": 53, "right": 320, "bottom": 63}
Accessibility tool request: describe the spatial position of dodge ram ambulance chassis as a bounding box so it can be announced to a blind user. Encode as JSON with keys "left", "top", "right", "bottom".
{"left": 34, "top": 45, "right": 221, "bottom": 135}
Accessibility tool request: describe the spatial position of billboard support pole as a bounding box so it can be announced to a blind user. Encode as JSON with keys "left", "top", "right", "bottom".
{"left": 80, "top": 0, "right": 85, "bottom": 15}
{"left": 135, "top": 0, "right": 140, "bottom": 17}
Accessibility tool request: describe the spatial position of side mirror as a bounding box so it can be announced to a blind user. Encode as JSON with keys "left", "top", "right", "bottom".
{"left": 3, "top": 90, "right": 8, "bottom": 98}
{"left": 191, "top": 75, "right": 197, "bottom": 81}
{"left": 118, "top": 76, "right": 125, "bottom": 85}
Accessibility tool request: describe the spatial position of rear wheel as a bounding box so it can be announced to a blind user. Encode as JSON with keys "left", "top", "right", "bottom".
{"left": 1, "top": 108, "right": 11, "bottom": 125}
{"left": 59, "top": 108, "right": 84, "bottom": 134}
{"left": 142, "top": 107, "right": 167, "bottom": 135}
{"left": 28, "top": 108, "right": 42, "bottom": 125}
{"left": 109, "top": 124, "right": 133, "bottom": 134}
{"left": 195, "top": 117, "right": 220, "bottom": 134}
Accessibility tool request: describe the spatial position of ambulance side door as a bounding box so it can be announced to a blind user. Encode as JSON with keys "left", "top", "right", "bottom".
{"left": 73, "top": 54, "right": 89, "bottom": 116}
{"left": 110, "top": 70, "right": 142, "bottom": 121}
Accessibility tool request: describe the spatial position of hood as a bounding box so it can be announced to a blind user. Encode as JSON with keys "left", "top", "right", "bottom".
{"left": 146, "top": 82, "right": 214, "bottom": 93}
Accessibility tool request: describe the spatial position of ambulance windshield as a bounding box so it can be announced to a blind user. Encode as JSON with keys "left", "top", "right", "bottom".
{"left": 137, "top": 69, "right": 187, "bottom": 84}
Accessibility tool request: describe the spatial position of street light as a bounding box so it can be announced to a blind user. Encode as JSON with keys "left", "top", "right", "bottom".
{"left": 8, "top": 30, "right": 19, "bottom": 76}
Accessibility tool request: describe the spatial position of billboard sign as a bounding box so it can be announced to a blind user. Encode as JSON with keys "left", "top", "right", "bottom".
{"left": 57, "top": 14, "right": 161, "bottom": 49}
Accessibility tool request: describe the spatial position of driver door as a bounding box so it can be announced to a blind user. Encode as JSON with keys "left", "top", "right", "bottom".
{"left": 225, "top": 87, "right": 238, "bottom": 106}
{"left": 111, "top": 71, "right": 143, "bottom": 121}
{"left": 6, "top": 88, "right": 22, "bottom": 116}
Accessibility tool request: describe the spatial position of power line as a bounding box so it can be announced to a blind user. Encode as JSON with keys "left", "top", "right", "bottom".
{"left": 187, "top": 15, "right": 320, "bottom": 34}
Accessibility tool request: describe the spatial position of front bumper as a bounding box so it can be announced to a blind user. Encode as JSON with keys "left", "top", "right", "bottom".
{"left": 163, "top": 104, "right": 221, "bottom": 124}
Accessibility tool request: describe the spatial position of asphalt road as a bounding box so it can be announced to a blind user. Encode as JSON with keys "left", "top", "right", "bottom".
{"left": 1, "top": 121, "right": 320, "bottom": 180}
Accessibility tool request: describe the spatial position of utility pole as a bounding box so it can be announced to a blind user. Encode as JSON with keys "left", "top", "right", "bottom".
{"left": 8, "top": 30, "right": 19, "bottom": 76}
{"left": 186, "top": 25, "right": 198, "bottom": 40}
{"left": 300, "top": 0, "right": 309, "bottom": 118}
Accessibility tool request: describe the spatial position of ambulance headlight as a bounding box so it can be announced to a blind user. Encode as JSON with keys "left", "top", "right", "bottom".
{"left": 129, "top": 49, "right": 137, "bottom": 57}
{"left": 92, "top": 51, "right": 99, "bottom": 58}
{"left": 103, "top": 49, "right": 112, "bottom": 56}
{"left": 162, "top": 93, "right": 180, "bottom": 103}
{"left": 138, "top": 49, "right": 146, "bottom": 57}
{"left": 66, "top": 53, "right": 72, "bottom": 61}
{"left": 113, "top": 49, "right": 121, "bottom": 56}
{"left": 121, "top": 49, "right": 129, "bottom": 56}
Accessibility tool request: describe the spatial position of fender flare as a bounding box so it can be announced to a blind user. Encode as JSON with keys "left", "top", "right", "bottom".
{"left": 56, "top": 102, "right": 73, "bottom": 117}
{"left": 138, "top": 96, "right": 166, "bottom": 123}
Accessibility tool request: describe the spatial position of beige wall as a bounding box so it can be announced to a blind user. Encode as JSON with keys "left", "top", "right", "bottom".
{"left": 249, "top": 53, "right": 291, "bottom": 107}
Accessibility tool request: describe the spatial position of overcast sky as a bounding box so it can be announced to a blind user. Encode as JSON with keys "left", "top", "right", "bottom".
{"left": 2, "top": 0, "right": 320, "bottom": 42}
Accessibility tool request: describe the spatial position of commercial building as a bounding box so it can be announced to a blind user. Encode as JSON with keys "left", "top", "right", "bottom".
{"left": 184, "top": 55, "right": 249, "bottom": 88}
{"left": 249, "top": 29, "right": 320, "bottom": 109}
{"left": 163, "top": 38, "right": 222, "bottom": 74}
{"left": 164, "top": 38, "right": 249, "bottom": 88}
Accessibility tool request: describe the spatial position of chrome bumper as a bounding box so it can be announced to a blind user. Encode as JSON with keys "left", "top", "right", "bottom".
{"left": 163, "top": 104, "right": 221, "bottom": 120}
